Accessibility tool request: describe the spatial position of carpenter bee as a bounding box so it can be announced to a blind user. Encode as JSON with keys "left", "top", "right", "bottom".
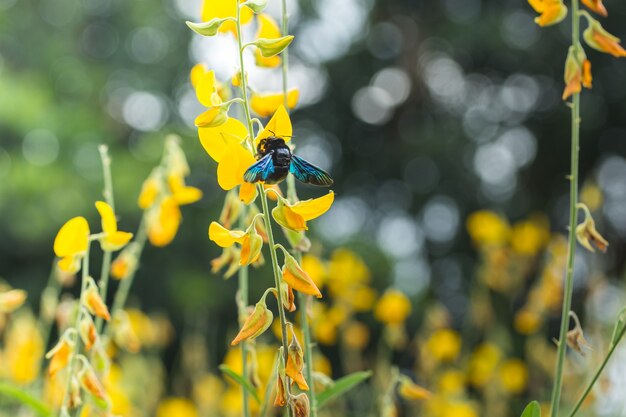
{"left": 243, "top": 136, "right": 333, "bottom": 186}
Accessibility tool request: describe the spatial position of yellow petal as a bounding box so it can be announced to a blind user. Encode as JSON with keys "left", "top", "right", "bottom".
{"left": 148, "top": 197, "right": 182, "bottom": 247}
{"left": 54, "top": 217, "right": 90, "bottom": 258}
{"left": 95, "top": 201, "right": 118, "bottom": 235}
{"left": 169, "top": 175, "right": 203, "bottom": 205}
{"left": 102, "top": 231, "right": 134, "bottom": 252}
{"left": 201, "top": 0, "right": 252, "bottom": 36}
{"left": 217, "top": 143, "right": 256, "bottom": 190}
{"left": 254, "top": 14, "right": 282, "bottom": 68}
{"left": 251, "top": 90, "right": 299, "bottom": 120}
{"left": 199, "top": 117, "right": 248, "bottom": 162}
{"left": 58, "top": 256, "right": 81, "bottom": 273}
{"left": 208, "top": 222, "right": 246, "bottom": 247}
{"left": 290, "top": 191, "right": 334, "bottom": 221}
{"left": 272, "top": 204, "right": 307, "bottom": 231}
{"left": 190, "top": 63, "right": 208, "bottom": 89}
{"left": 195, "top": 107, "right": 228, "bottom": 127}
{"left": 239, "top": 182, "right": 258, "bottom": 205}
{"left": 195, "top": 69, "right": 217, "bottom": 108}
{"left": 138, "top": 177, "right": 160, "bottom": 209}
{"left": 240, "top": 232, "right": 263, "bottom": 266}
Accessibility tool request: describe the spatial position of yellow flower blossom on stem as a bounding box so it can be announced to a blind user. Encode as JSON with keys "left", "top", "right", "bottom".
{"left": 46, "top": 334, "right": 74, "bottom": 377}
{"left": 95, "top": 201, "right": 133, "bottom": 252}
{"left": 200, "top": 0, "right": 252, "bottom": 37}
{"left": 575, "top": 203, "right": 608, "bottom": 252}
{"left": 209, "top": 219, "right": 263, "bottom": 266}
{"left": 217, "top": 143, "right": 257, "bottom": 191}
{"left": 374, "top": 289, "right": 411, "bottom": 325}
{"left": 528, "top": 0, "right": 568, "bottom": 27}
{"left": 54, "top": 216, "right": 90, "bottom": 273}
{"left": 499, "top": 359, "right": 529, "bottom": 394}
{"left": 231, "top": 293, "right": 273, "bottom": 346}
{"left": 286, "top": 326, "right": 309, "bottom": 391}
{"left": 147, "top": 196, "right": 182, "bottom": 247}
{"left": 84, "top": 282, "right": 111, "bottom": 321}
{"left": 277, "top": 246, "right": 322, "bottom": 298}
{"left": 583, "top": 17, "right": 626, "bottom": 57}
{"left": 0, "top": 289, "right": 27, "bottom": 313}
{"left": 271, "top": 191, "right": 334, "bottom": 232}
{"left": 255, "top": 14, "right": 282, "bottom": 68}
{"left": 199, "top": 117, "right": 249, "bottom": 163}
{"left": 251, "top": 89, "right": 299, "bottom": 118}
{"left": 466, "top": 210, "right": 510, "bottom": 246}
{"left": 156, "top": 397, "right": 199, "bottom": 417}
{"left": 398, "top": 377, "right": 432, "bottom": 401}
{"left": 562, "top": 45, "right": 592, "bottom": 100}
{"left": 425, "top": 329, "right": 462, "bottom": 362}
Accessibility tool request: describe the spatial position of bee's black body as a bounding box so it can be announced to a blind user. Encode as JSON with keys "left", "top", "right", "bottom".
{"left": 257, "top": 137, "right": 292, "bottom": 184}
{"left": 243, "top": 135, "right": 333, "bottom": 187}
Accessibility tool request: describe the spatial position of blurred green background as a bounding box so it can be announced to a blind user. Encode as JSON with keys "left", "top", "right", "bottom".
{"left": 2, "top": 0, "right": 626, "bottom": 388}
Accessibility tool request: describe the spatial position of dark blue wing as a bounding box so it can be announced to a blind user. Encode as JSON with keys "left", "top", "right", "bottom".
{"left": 289, "top": 155, "right": 334, "bottom": 186}
{"left": 244, "top": 153, "right": 275, "bottom": 183}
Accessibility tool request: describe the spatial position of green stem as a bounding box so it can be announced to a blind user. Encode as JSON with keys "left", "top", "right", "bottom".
{"left": 234, "top": 2, "right": 255, "bottom": 416}
{"left": 549, "top": 2, "right": 580, "bottom": 416}
{"left": 567, "top": 325, "right": 626, "bottom": 417}
{"left": 259, "top": 185, "right": 293, "bottom": 415}
{"left": 0, "top": 383, "right": 53, "bottom": 417}
{"left": 107, "top": 216, "right": 148, "bottom": 334}
{"left": 96, "top": 145, "right": 115, "bottom": 333}
{"left": 59, "top": 243, "right": 91, "bottom": 415}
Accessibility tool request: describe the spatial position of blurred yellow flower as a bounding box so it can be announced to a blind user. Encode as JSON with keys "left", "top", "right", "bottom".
{"left": 54, "top": 216, "right": 90, "bottom": 273}
{"left": 200, "top": 0, "right": 252, "bottom": 37}
{"left": 436, "top": 369, "right": 465, "bottom": 395}
{"left": 374, "top": 289, "right": 412, "bottom": 325}
{"left": 46, "top": 336, "right": 73, "bottom": 377}
{"left": 193, "top": 373, "right": 224, "bottom": 413}
{"left": 514, "top": 308, "right": 542, "bottom": 335}
{"left": 466, "top": 210, "right": 510, "bottom": 247}
{"left": 350, "top": 285, "right": 377, "bottom": 312}
{"left": 467, "top": 343, "right": 502, "bottom": 388}
{"left": 302, "top": 254, "right": 327, "bottom": 288}
{"left": 0, "top": 289, "right": 27, "bottom": 313}
{"left": 510, "top": 215, "right": 550, "bottom": 255}
{"left": 582, "top": 0, "right": 607, "bottom": 16}
{"left": 156, "top": 397, "right": 199, "bottom": 417}
{"left": 398, "top": 377, "right": 432, "bottom": 401}
{"left": 95, "top": 201, "right": 133, "bottom": 252}
{"left": 580, "top": 182, "right": 603, "bottom": 211}
{"left": 147, "top": 196, "right": 182, "bottom": 247}
{"left": 343, "top": 321, "right": 370, "bottom": 350}
{"left": 528, "top": 0, "right": 567, "bottom": 27}
{"left": 3, "top": 313, "right": 44, "bottom": 384}
{"left": 443, "top": 401, "right": 479, "bottom": 417}
{"left": 499, "top": 358, "right": 529, "bottom": 394}
{"left": 426, "top": 329, "right": 461, "bottom": 363}
{"left": 250, "top": 89, "right": 300, "bottom": 118}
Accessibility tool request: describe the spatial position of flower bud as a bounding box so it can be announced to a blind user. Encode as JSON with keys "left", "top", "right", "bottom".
{"left": 280, "top": 282, "right": 296, "bottom": 312}
{"left": 254, "top": 36, "right": 294, "bottom": 58}
{"left": 240, "top": 225, "right": 264, "bottom": 266}
{"left": 84, "top": 284, "right": 111, "bottom": 321}
{"left": 562, "top": 45, "right": 592, "bottom": 100}
{"left": 583, "top": 18, "right": 626, "bottom": 57}
{"left": 231, "top": 296, "right": 273, "bottom": 346}
{"left": 289, "top": 393, "right": 310, "bottom": 417}
{"left": 46, "top": 334, "right": 74, "bottom": 377}
{"left": 78, "top": 361, "right": 109, "bottom": 408}
{"left": 575, "top": 204, "right": 608, "bottom": 253}
{"left": 68, "top": 376, "right": 82, "bottom": 409}
{"left": 398, "top": 376, "right": 432, "bottom": 401}
{"left": 281, "top": 252, "right": 322, "bottom": 298}
{"left": 79, "top": 315, "right": 98, "bottom": 352}
{"left": 566, "top": 311, "right": 591, "bottom": 356}
{"left": 274, "top": 351, "right": 287, "bottom": 407}
{"left": 286, "top": 326, "right": 309, "bottom": 391}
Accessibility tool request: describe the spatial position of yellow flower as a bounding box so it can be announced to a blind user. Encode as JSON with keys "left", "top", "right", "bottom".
{"left": 582, "top": 0, "right": 607, "bottom": 16}
{"left": 255, "top": 104, "right": 292, "bottom": 147}
{"left": 95, "top": 201, "right": 133, "bottom": 252}
{"left": 580, "top": 181, "right": 603, "bottom": 211}
{"left": 157, "top": 398, "right": 199, "bottom": 417}
{"left": 342, "top": 321, "right": 370, "bottom": 350}
{"left": 147, "top": 196, "right": 182, "bottom": 247}
{"left": 138, "top": 171, "right": 162, "bottom": 209}
{"left": 436, "top": 370, "right": 465, "bottom": 395}
{"left": 425, "top": 329, "right": 461, "bottom": 362}
{"left": 514, "top": 308, "right": 543, "bottom": 335}
{"left": 54, "top": 216, "right": 90, "bottom": 273}
{"left": 499, "top": 358, "right": 529, "bottom": 394}
{"left": 254, "top": 14, "right": 282, "bottom": 68}
{"left": 510, "top": 215, "right": 550, "bottom": 255}
{"left": 466, "top": 210, "right": 510, "bottom": 246}
{"left": 111, "top": 244, "right": 138, "bottom": 280}
{"left": 209, "top": 221, "right": 263, "bottom": 266}
{"left": 286, "top": 327, "right": 309, "bottom": 390}
{"left": 442, "top": 401, "right": 479, "bottom": 417}
{"left": 301, "top": 254, "right": 327, "bottom": 288}
{"left": 168, "top": 175, "right": 203, "bottom": 206}
{"left": 562, "top": 46, "right": 592, "bottom": 100}
{"left": 200, "top": 0, "right": 252, "bottom": 37}
{"left": 528, "top": 0, "right": 568, "bottom": 27}
{"left": 250, "top": 89, "right": 299, "bottom": 118}
{"left": 4, "top": 313, "right": 44, "bottom": 384}
{"left": 193, "top": 373, "right": 224, "bottom": 413}
{"left": 280, "top": 249, "right": 322, "bottom": 298}
{"left": 583, "top": 18, "right": 626, "bottom": 58}
{"left": 374, "top": 289, "right": 411, "bottom": 325}
{"left": 84, "top": 284, "right": 111, "bottom": 321}
{"left": 272, "top": 192, "right": 334, "bottom": 232}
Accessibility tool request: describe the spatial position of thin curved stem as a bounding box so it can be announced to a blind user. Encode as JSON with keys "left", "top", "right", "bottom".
{"left": 96, "top": 145, "right": 114, "bottom": 333}
{"left": 549, "top": 2, "right": 581, "bottom": 415}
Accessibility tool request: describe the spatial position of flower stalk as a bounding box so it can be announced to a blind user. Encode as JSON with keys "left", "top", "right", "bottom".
{"left": 549, "top": 1, "right": 581, "bottom": 416}
{"left": 95, "top": 145, "right": 114, "bottom": 333}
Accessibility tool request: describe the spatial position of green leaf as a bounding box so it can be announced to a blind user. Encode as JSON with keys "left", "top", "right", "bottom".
{"left": 520, "top": 400, "right": 541, "bottom": 417}
{"left": 244, "top": 0, "right": 267, "bottom": 13}
{"left": 610, "top": 307, "right": 626, "bottom": 348}
{"left": 254, "top": 36, "right": 294, "bottom": 58}
{"left": 219, "top": 364, "right": 261, "bottom": 403}
{"left": 317, "top": 371, "right": 372, "bottom": 408}
{"left": 0, "top": 383, "right": 53, "bottom": 417}
{"left": 186, "top": 18, "right": 233, "bottom": 37}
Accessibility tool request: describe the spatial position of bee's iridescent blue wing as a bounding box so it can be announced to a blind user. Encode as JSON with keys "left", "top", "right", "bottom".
{"left": 244, "top": 153, "right": 275, "bottom": 183}
{"left": 289, "top": 155, "right": 334, "bottom": 186}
